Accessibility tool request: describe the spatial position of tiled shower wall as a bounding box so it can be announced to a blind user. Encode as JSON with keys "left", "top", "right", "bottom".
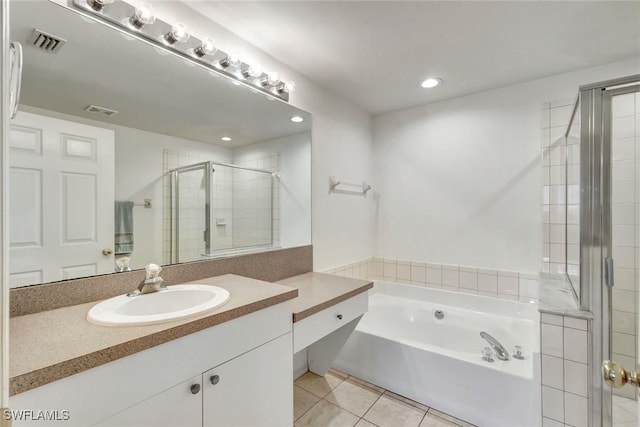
{"left": 610, "top": 92, "right": 640, "bottom": 399}
{"left": 320, "top": 257, "right": 540, "bottom": 302}
{"left": 232, "top": 153, "right": 280, "bottom": 249}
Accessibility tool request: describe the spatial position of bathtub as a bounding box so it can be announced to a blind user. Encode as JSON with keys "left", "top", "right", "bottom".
{"left": 333, "top": 281, "right": 541, "bottom": 427}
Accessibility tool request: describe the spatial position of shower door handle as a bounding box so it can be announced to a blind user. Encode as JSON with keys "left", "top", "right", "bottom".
{"left": 605, "top": 257, "right": 614, "bottom": 288}
{"left": 602, "top": 360, "right": 639, "bottom": 388}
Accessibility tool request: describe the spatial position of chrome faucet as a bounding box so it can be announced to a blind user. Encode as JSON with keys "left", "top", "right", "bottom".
{"left": 127, "top": 263, "right": 167, "bottom": 297}
{"left": 480, "top": 331, "right": 510, "bottom": 361}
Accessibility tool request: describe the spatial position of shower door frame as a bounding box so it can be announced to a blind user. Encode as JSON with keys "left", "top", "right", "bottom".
{"left": 580, "top": 75, "right": 640, "bottom": 427}
{"left": 169, "top": 161, "right": 212, "bottom": 264}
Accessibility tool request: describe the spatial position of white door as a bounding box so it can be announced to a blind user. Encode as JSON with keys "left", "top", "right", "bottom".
{"left": 8, "top": 111, "right": 114, "bottom": 287}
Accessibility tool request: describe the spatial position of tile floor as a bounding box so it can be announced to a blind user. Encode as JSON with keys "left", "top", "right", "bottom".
{"left": 294, "top": 370, "right": 476, "bottom": 427}
{"left": 613, "top": 395, "right": 639, "bottom": 427}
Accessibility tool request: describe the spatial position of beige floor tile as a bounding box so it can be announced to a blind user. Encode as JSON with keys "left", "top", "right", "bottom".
{"left": 354, "top": 420, "right": 377, "bottom": 427}
{"left": 383, "top": 390, "right": 430, "bottom": 412}
{"left": 419, "top": 413, "right": 459, "bottom": 427}
{"left": 427, "top": 409, "right": 476, "bottom": 427}
{"left": 295, "top": 385, "right": 321, "bottom": 421}
{"left": 364, "top": 395, "right": 426, "bottom": 427}
{"left": 325, "top": 378, "right": 383, "bottom": 417}
{"left": 295, "top": 400, "right": 359, "bottom": 427}
{"left": 296, "top": 371, "right": 345, "bottom": 398}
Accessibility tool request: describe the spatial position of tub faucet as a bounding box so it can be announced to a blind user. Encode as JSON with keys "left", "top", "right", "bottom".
{"left": 480, "top": 332, "right": 510, "bottom": 361}
{"left": 127, "top": 263, "right": 167, "bottom": 297}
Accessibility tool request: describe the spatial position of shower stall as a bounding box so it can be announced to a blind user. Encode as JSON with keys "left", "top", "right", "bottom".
{"left": 575, "top": 75, "right": 640, "bottom": 427}
{"left": 167, "top": 160, "right": 279, "bottom": 264}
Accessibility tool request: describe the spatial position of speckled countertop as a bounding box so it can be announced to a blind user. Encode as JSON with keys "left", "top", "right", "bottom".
{"left": 10, "top": 274, "right": 297, "bottom": 396}
{"left": 276, "top": 272, "right": 373, "bottom": 322}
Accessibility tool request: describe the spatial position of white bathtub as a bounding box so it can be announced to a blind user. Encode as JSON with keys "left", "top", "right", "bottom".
{"left": 333, "top": 281, "right": 541, "bottom": 427}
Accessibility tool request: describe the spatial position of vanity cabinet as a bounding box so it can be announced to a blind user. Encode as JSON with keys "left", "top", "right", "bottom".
{"left": 10, "top": 303, "right": 293, "bottom": 427}
{"left": 95, "top": 334, "right": 292, "bottom": 427}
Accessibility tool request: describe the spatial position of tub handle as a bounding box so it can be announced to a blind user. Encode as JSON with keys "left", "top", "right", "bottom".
{"left": 336, "top": 314, "right": 343, "bottom": 320}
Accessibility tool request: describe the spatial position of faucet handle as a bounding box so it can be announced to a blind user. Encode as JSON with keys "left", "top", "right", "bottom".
{"left": 482, "top": 347, "right": 494, "bottom": 363}
{"left": 145, "top": 263, "right": 162, "bottom": 279}
{"left": 513, "top": 345, "right": 525, "bottom": 360}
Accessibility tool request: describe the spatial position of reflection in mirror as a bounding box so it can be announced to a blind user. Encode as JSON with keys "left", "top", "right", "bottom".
{"left": 8, "top": 0, "right": 311, "bottom": 288}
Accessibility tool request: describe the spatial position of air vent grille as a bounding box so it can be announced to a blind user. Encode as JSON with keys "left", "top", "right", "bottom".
{"left": 28, "top": 29, "right": 67, "bottom": 54}
{"left": 84, "top": 105, "right": 119, "bottom": 118}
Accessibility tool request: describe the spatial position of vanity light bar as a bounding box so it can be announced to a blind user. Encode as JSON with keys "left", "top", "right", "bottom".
{"left": 72, "top": 0, "right": 292, "bottom": 102}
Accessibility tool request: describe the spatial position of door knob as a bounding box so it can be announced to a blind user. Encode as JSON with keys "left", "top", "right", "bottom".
{"left": 602, "top": 360, "right": 639, "bottom": 388}
{"left": 102, "top": 248, "right": 113, "bottom": 256}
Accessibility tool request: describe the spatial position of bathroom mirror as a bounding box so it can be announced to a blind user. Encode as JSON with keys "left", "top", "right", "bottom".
{"left": 7, "top": 0, "right": 311, "bottom": 288}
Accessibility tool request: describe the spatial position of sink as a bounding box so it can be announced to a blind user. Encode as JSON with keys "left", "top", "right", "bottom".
{"left": 87, "top": 284, "right": 230, "bottom": 326}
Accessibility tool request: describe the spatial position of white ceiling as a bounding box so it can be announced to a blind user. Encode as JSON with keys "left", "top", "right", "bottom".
{"left": 185, "top": 1, "right": 640, "bottom": 114}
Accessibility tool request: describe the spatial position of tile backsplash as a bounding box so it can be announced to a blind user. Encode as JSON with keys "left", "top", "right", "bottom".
{"left": 319, "top": 257, "right": 540, "bottom": 303}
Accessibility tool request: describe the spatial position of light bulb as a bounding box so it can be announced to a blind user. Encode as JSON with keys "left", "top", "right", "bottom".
{"left": 290, "top": 116, "right": 304, "bottom": 123}
{"left": 165, "top": 23, "right": 189, "bottom": 44}
{"left": 277, "top": 80, "right": 296, "bottom": 94}
{"left": 88, "top": 0, "right": 114, "bottom": 11}
{"left": 420, "top": 78, "right": 441, "bottom": 89}
{"left": 221, "top": 136, "right": 232, "bottom": 142}
{"left": 219, "top": 52, "right": 242, "bottom": 68}
{"left": 130, "top": 3, "right": 156, "bottom": 28}
{"left": 262, "top": 71, "right": 280, "bottom": 87}
{"left": 194, "top": 38, "right": 216, "bottom": 57}
{"left": 242, "top": 64, "right": 263, "bottom": 78}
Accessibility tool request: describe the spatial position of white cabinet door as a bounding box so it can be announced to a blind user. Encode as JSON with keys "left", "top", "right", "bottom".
{"left": 203, "top": 333, "right": 293, "bottom": 427}
{"left": 8, "top": 111, "right": 115, "bottom": 287}
{"left": 93, "top": 375, "right": 202, "bottom": 427}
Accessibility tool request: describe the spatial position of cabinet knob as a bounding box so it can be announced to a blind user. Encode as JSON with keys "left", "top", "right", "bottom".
{"left": 210, "top": 375, "right": 220, "bottom": 385}
{"left": 190, "top": 383, "right": 201, "bottom": 394}
{"left": 336, "top": 314, "right": 343, "bottom": 320}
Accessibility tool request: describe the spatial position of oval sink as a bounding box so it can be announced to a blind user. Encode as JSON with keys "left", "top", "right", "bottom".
{"left": 87, "top": 284, "right": 230, "bottom": 326}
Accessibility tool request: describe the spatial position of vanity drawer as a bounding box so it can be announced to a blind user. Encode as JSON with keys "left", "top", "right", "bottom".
{"left": 293, "top": 292, "right": 368, "bottom": 352}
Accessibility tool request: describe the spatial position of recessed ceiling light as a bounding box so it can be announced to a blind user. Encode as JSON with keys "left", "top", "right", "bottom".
{"left": 290, "top": 116, "right": 304, "bottom": 123}
{"left": 221, "top": 136, "right": 232, "bottom": 141}
{"left": 420, "top": 78, "right": 442, "bottom": 89}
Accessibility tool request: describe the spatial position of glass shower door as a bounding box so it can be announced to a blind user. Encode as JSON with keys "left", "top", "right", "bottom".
{"left": 602, "top": 85, "right": 640, "bottom": 427}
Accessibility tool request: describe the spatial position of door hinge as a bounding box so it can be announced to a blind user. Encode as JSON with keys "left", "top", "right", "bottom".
{"left": 605, "top": 257, "right": 615, "bottom": 288}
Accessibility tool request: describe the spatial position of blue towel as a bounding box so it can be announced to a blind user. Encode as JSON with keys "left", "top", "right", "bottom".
{"left": 115, "top": 201, "right": 134, "bottom": 255}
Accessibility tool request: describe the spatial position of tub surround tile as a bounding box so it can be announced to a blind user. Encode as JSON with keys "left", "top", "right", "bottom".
{"left": 295, "top": 400, "right": 359, "bottom": 427}
{"left": 563, "top": 392, "right": 588, "bottom": 427}
{"left": 563, "top": 317, "right": 588, "bottom": 331}
{"left": 10, "top": 275, "right": 298, "bottom": 396}
{"left": 563, "top": 328, "right": 588, "bottom": 363}
{"left": 563, "top": 360, "right": 588, "bottom": 397}
{"left": 364, "top": 395, "right": 426, "bottom": 427}
{"left": 11, "top": 245, "right": 312, "bottom": 317}
{"left": 441, "top": 269, "right": 459, "bottom": 287}
{"left": 426, "top": 268, "right": 442, "bottom": 285}
{"left": 497, "top": 276, "right": 518, "bottom": 295}
{"left": 410, "top": 266, "right": 427, "bottom": 283}
{"left": 542, "top": 417, "right": 564, "bottom": 427}
{"left": 542, "top": 313, "right": 564, "bottom": 326}
{"left": 541, "top": 355, "right": 564, "bottom": 390}
{"left": 541, "top": 324, "right": 564, "bottom": 358}
{"left": 477, "top": 274, "right": 498, "bottom": 293}
{"left": 397, "top": 264, "right": 411, "bottom": 281}
{"left": 542, "top": 385, "right": 565, "bottom": 422}
{"left": 383, "top": 262, "right": 397, "bottom": 279}
{"left": 458, "top": 272, "right": 478, "bottom": 290}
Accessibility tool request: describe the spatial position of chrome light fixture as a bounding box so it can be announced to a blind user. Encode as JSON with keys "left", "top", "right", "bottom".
{"left": 87, "top": 0, "right": 114, "bottom": 11}
{"left": 73, "top": 0, "right": 293, "bottom": 102}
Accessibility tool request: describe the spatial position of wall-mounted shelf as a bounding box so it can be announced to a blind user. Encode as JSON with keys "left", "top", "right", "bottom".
{"left": 329, "top": 176, "right": 372, "bottom": 197}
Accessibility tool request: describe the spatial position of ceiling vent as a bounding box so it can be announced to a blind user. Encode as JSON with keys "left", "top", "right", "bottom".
{"left": 28, "top": 29, "right": 67, "bottom": 54}
{"left": 84, "top": 105, "right": 119, "bottom": 118}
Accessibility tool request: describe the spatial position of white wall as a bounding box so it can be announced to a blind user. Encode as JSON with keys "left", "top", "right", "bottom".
{"left": 373, "top": 57, "right": 640, "bottom": 274}
{"left": 143, "top": 1, "right": 376, "bottom": 271}
{"left": 233, "top": 132, "right": 312, "bottom": 249}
